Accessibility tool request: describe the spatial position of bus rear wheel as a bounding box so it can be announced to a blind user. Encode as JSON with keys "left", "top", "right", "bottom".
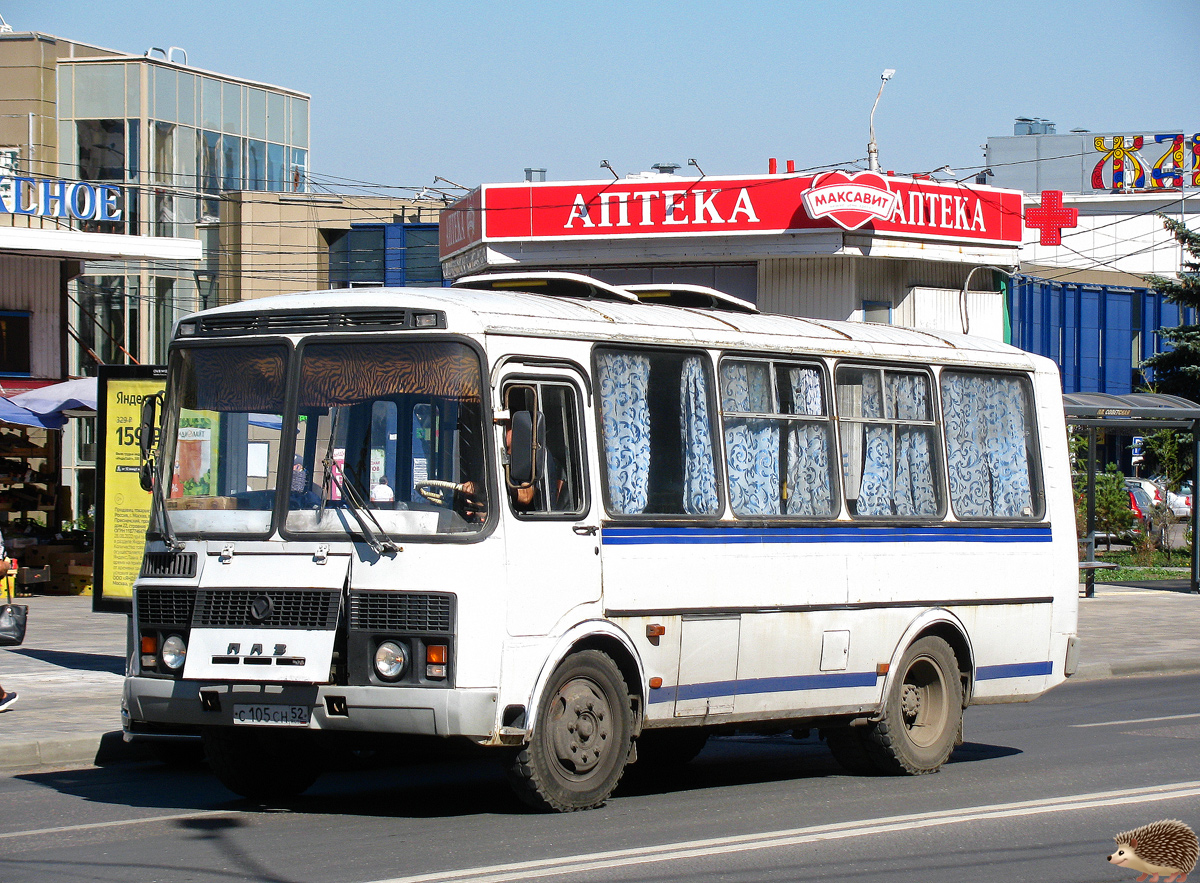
{"left": 508, "top": 650, "right": 634, "bottom": 812}
{"left": 203, "top": 728, "right": 322, "bottom": 801}
{"left": 864, "top": 635, "right": 963, "bottom": 775}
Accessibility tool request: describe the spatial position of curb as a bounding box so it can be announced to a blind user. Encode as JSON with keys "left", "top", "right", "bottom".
{"left": 0, "top": 731, "right": 144, "bottom": 774}
{"left": 1072, "top": 659, "right": 1200, "bottom": 681}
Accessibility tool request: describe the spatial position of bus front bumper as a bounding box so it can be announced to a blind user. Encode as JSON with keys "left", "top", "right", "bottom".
{"left": 124, "top": 677, "right": 499, "bottom": 741}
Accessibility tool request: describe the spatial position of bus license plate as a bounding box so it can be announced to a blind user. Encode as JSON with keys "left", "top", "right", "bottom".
{"left": 231, "top": 704, "right": 311, "bottom": 727}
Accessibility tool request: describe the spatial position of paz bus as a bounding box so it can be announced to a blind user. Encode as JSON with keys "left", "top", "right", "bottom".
{"left": 126, "top": 271, "right": 1079, "bottom": 811}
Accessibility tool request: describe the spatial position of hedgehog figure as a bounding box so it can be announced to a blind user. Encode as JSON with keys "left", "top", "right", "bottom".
{"left": 1107, "top": 820, "right": 1199, "bottom": 882}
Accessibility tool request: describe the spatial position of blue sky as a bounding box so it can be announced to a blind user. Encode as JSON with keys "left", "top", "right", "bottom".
{"left": 16, "top": 0, "right": 1200, "bottom": 197}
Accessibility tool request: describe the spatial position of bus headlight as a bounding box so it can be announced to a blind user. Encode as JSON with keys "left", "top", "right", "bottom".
{"left": 374, "top": 641, "right": 409, "bottom": 681}
{"left": 161, "top": 634, "right": 187, "bottom": 671}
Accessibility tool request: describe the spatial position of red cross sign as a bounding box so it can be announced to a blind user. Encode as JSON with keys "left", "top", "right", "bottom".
{"left": 1024, "top": 190, "right": 1078, "bottom": 246}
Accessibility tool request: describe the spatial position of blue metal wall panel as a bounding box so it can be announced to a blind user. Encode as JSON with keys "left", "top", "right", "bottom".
{"left": 1104, "top": 290, "right": 1131, "bottom": 393}
{"left": 383, "top": 225, "right": 405, "bottom": 287}
{"left": 1009, "top": 274, "right": 1170, "bottom": 395}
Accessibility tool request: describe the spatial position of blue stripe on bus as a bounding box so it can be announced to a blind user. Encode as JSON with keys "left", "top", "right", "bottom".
{"left": 649, "top": 671, "right": 880, "bottom": 705}
{"left": 602, "top": 524, "right": 1053, "bottom": 546}
{"left": 976, "top": 661, "right": 1054, "bottom": 680}
{"left": 648, "top": 662, "right": 1052, "bottom": 705}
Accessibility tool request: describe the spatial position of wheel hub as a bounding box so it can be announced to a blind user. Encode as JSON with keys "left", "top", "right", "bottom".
{"left": 549, "top": 679, "right": 612, "bottom": 775}
{"left": 901, "top": 683, "right": 921, "bottom": 722}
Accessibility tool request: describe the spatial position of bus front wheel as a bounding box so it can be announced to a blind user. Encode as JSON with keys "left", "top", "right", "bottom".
{"left": 203, "top": 728, "right": 322, "bottom": 801}
{"left": 865, "top": 635, "right": 963, "bottom": 775}
{"left": 508, "top": 650, "right": 635, "bottom": 812}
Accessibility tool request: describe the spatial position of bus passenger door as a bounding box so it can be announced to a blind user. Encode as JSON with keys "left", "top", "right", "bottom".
{"left": 499, "top": 371, "right": 601, "bottom": 637}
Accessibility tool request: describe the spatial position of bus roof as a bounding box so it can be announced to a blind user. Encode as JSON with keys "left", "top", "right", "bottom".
{"left": 182, "top": 284, "right": 1042, "bottom": 369}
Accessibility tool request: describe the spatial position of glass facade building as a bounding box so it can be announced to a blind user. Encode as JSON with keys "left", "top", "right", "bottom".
{"left": 51, "top": 52, "right": 310, "bottom": 370}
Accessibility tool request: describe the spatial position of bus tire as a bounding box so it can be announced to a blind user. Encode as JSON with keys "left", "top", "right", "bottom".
{"left": 823, "top": 727, "right": 880, "bottom": 776}
{"left": 508, "top": 650, "right": 634, "bottom": 812}
{"left": 203, "top": 728, "right": 321, "bottom": 801}
{"left": 865, "top": 636, "right": 963, "bottom": 775}
{"left": 636, "top": 728, "right": 709, "bottom": 768}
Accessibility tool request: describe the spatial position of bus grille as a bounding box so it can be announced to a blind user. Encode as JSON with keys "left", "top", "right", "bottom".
{"left": 194, "top": 589, "right": 340, "bottom": 630}
{"left": 349, "top": 592, "right": 454, "bottom": 633}
{"left": 136, "top": 587, "right": 196, "bottom": 628}
{"left": 140, "top": 552, "right": 198, "bottom": 579}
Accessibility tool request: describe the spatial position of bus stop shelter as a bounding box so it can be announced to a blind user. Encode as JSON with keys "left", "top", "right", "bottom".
{"left": 1063, "top": 392, "right": 1200, "bottom": 597}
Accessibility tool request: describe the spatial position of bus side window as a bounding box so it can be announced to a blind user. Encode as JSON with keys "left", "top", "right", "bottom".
{"left": 503, "top": 382, "right": 585, "bottom": 517}
{"left": 940, "top": 371, "right": 1041, "bottom": 519}
{"left": 595, "top": 348, "right": 719, "bottom": 517}
{"left": 836, "top": 366, "right": 943, "bottom": 519}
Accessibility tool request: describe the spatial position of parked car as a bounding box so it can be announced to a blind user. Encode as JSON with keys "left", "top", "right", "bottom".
{"left": 1128, "top": 486, "right": 1155, "bottom": 528}
{"left": 1126, "top": 476, "right": 1165, "bottom": 505}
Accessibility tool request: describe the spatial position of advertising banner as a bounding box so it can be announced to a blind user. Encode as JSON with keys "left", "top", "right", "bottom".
{"left": 440, "top": 173, "right": 1025, "bottom": 258}
{"left": 93, "top": 365, "right": 166, "bottom": 613}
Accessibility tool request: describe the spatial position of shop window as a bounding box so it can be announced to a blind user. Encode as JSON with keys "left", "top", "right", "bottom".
{"left": 402, "top": 225, "right": 443, "bottom": 286}
{"left": 0, "top": 312, "right": 32, "bottom": 376}
{"left": 328, "top": 227, "right": 385, "bottom": 287}
{"left": 77, "top": 119, "right": 125, "bottom": 181}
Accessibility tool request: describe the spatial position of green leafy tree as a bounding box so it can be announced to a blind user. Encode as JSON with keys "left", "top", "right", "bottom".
{"left": 1095, "top": 465, "right": 1134, "bottom": 550}
{"left": 1142, "top": 216, "right": 1200, "bottom": 399}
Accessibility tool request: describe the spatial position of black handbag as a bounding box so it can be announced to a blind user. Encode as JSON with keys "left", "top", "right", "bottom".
{"left": 0, "top": 603, "right": 27, "bottom": 646}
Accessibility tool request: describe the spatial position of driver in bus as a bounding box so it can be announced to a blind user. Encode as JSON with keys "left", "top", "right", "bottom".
{"left": 459, "top": 410, "right": 564, "bottom": 516}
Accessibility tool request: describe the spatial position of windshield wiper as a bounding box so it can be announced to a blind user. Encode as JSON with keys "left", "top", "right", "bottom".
{"left": 150, "top": 458, "right": 183, "bottom": 552}
{"left": 337, "top": 461, "right": 400, "bottom": 555}
{"left": 314, "top": 408, "right": 398, "bottom": 555}
{"left": 316, "top": 406, "right": 342, "bottom": 524}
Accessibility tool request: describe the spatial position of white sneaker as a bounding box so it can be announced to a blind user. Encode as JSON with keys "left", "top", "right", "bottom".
{"left": 0, "top": 692, "right": 18, "bottom": 712}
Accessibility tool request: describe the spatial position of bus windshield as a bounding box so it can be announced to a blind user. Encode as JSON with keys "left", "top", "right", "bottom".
{"left": 162, "top": 343, "right": 290, "bottom": 534}
{"left": 285, "top": 339, "right": 488, "bottom": 537}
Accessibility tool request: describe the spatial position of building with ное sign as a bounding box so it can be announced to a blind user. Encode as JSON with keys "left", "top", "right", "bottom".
{"left": 440, "top": 169, "right": 1026, "bottom": 340}
{"left": 987, "top": 121, "right": 1198, "bottom": 396}
{"left": 0, "top": 25, "right": 309, "bottom": 520}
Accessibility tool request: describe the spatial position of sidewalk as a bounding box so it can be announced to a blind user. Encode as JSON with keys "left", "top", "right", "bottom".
{"left": 3, "top": 584, "right": 1200, "bottom": 774}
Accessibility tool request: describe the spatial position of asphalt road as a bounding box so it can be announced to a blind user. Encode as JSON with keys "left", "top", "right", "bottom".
{"left": 2, "top": 673, "right": 1199, "bottom": 883}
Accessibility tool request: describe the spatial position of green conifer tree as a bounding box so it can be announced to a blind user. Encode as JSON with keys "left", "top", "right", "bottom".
{"left": 1142, "top": 216, "right": 1200, "bottom": 399}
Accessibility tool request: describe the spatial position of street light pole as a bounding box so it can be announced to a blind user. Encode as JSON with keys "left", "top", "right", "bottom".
{"left": 867, "top": 69, "right": 896, "bottom": 173}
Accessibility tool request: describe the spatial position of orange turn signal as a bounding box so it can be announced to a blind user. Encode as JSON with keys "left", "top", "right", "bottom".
{"left": 426, "top": 644, "right": 447, "bottom": 665}
{"left": 649, "top": 677, "right": 663, "bottom": 689}
{"left": 646, "top": 624, "right": 666, "bottom": 638}
{"left": 141, "top": 636, "right": 158, "bottom": 654}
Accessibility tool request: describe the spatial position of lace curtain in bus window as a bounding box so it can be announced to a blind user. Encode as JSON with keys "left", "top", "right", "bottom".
{"left": 855, "top": 371, "right": 894, "bottom": 516}
{"left": 785, "top": 367, "right": 834, "bottom": 516}
{"left": 597, "top": 351, "right": 651, "bottom": 515}
{"left": 888, "top": 373, "right": 938, "bottom": 517}
{"left": 680, "top": 355, "right": 719, "bottom": 515}
{"left": 721, "top": 361, "right": 780, "bottom": 515}
{"left": 942, "top": 373, "right": 1034, "bottom": 517}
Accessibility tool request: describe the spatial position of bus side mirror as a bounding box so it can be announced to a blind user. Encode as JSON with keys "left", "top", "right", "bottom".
{"left": 506, "top": 410, "right": 537, "bottom": 488}
{"left": 138, "top": 393, "right": 162, "bottom": 492}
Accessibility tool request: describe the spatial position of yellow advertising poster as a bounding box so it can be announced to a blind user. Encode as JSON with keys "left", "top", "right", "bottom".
{"left": 94, "top": 365, "right": 166, "bottom": 613}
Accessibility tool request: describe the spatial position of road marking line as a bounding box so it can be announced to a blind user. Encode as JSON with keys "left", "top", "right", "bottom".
{"left": 1071, "top": 712, "right": 1200, "bottom": 728}
{"left": 0, "top": 810, "right": 244, "bottom": 840}
{"left": 363, "top": 782, "right": 1200, "bottom": 883}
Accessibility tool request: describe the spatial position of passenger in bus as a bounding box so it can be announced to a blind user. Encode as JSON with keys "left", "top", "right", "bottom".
{"left": 371, "top": 476, "right": 395, "bottom": 503}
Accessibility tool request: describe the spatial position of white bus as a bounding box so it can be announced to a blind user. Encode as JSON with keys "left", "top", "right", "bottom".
{"left": 126, "top": 271, "right": 1079, "bottom": 811}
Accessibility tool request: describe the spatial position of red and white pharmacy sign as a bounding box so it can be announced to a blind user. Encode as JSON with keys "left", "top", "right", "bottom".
{"left": 440, "top": 172, "right": 1024, "bottom": 259}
